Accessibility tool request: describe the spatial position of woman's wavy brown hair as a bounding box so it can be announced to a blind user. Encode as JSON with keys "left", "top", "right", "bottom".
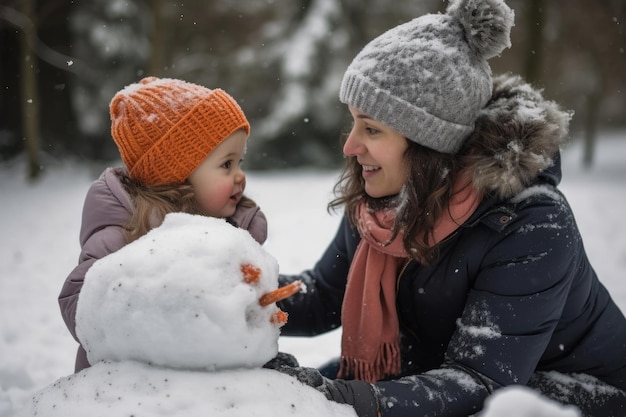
{"left": 120, "top": 173, "right": 255, "bottom": 244}
{"left": 329, "top": 135, "right": 475, "bottom": 265}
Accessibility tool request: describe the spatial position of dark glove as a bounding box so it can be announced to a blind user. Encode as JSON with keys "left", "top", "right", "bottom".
{"left": 268, "top": 364, "right": 380, "bottom": 417}
{"left": 263, "top": 351, "right": 300, "bottom": 369}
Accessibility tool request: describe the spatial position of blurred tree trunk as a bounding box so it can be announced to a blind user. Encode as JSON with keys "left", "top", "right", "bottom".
{"left": 523, "top": 0, "right": 545, "bottom": 86}
{"left": 554, "top": 0, "right": 620, "bottom": 169}
{"left": 582, "top": 51, "right": 606, "bottom": 169}
{"left": 148, "top": 0, "right": 164, "bottom": 76}
{"left": 19, "top": 0, "right": 41, "bottom": 180}
{"left": 583, "top": 91, "right": 601, "bottom": 168}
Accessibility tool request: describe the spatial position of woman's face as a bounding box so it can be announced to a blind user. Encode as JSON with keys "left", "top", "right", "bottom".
{"left": 343, "top": 106, "right": 409, "bottom": 198}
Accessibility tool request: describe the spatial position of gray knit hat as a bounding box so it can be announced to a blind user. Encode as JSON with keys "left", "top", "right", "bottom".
{"left": 339, "top": 0, "right": 515, "bottom": 153}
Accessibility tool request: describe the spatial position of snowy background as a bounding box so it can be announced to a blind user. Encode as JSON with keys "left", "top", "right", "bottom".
{"left": 1, "top": 131, "right": 625, "bottom": 416}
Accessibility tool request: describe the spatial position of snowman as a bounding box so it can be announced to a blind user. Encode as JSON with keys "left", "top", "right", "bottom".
{"left": 17, "top": 213, "right": 357, "bottom": 417}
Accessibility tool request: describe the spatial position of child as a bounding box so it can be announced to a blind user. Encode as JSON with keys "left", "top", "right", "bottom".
{"left": 58, "top": 77, "right": 266, "bottom": 372}
{"left": 269, "top": 0, "right": 626, "bottom": 416}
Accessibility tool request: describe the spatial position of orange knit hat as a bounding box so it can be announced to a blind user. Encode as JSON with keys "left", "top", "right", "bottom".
{"left": 109, "top": 77, "right": 250, "bottom": 186}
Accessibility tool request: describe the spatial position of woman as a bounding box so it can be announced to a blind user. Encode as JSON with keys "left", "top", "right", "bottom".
{"left": 268, "top": 0, "right": 626, "bottom": 416}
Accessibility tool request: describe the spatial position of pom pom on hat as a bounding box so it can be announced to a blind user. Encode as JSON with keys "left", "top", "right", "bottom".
{"left": 339, "top": 0, "right": 514, "bottom": 154}
{"left": 448, "top": 0, "right": 514, "bottom": 59}
{"left": 110, "top": 77, "right": 250, "bottom": 186}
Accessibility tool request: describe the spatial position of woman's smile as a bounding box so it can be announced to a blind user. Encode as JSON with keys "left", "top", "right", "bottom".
{"left": 361, "top": 164, "right": 381, "bottom": 178}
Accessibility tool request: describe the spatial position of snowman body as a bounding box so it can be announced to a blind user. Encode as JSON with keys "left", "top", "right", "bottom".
{"left": 76, "top": 213, "right": 282, "bottom": 371}
{"left": 17, "top": 214, "right": 357, "bottom": 417}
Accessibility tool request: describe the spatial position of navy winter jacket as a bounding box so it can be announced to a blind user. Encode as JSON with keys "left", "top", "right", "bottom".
{"left": 278, "top": 75, "right": 626, "bottom": 416}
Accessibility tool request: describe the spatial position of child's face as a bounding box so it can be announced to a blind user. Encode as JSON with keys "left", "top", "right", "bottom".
{"left": 343, "top": 106, "right": 409, "bottom": 198}
{"left": 188, "top": 130, "right": 249, "bottom": 218}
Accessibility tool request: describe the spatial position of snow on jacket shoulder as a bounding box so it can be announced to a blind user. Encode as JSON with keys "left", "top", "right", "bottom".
{"left": 278, "top": 74, "right": 626, "bottom": 417}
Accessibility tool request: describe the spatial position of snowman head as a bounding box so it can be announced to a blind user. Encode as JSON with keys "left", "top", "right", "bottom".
{"left": 76, "top": 213, "right": 296, "bottom": 371}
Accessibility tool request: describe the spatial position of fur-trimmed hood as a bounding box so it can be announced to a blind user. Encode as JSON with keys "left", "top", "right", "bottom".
{"left": 468, "top": 74, "right": 573, "bottom": 200}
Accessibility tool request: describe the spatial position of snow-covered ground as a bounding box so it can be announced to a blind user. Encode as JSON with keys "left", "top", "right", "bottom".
{"left": 1, "top": 131, "right": 625, "bottom": 416}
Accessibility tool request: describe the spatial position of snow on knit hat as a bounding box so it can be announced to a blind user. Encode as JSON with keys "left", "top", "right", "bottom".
{"left": 339, "top": 0, "right": 515, "bottom": 154}
{"left": 110, "top": 77, "right": 250, "bottom": 185}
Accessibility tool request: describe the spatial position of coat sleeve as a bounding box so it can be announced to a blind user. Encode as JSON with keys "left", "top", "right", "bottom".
{"left": 58, "top": 174, "right": 129, "bottom": 342}
{"left": 278, "top": 215, "right": 360, "bottom": 336}
{"left": 59, "top": 226, "right": 126, "bottom": 341}
{"left": 374, "top": 189, "right": 583, "bottom": 417}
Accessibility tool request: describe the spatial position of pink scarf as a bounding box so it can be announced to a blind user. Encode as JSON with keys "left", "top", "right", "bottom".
{"left": 338, "top": 177, "right": 482, "bottom": 382}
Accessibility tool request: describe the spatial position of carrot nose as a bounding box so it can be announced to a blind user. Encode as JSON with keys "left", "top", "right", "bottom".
{"left": 259, "top": 280, "right": 302, "bottom": 307}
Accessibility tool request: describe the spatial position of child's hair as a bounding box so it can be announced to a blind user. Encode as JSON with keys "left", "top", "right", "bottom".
{"left": 330, "top": 136, "right": 474, "bottom": 265}
{"left": 120, "top": 173, "right": 256, "bottom": 243}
